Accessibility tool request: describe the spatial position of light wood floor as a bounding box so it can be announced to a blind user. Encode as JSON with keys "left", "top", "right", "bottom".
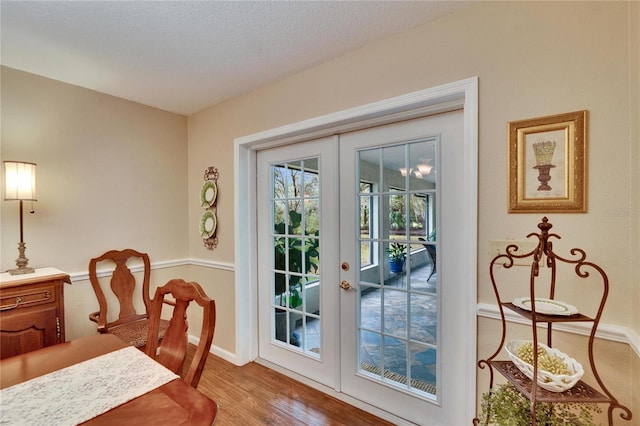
{"left": 189, "top": 348, "right": 395, "bottom": 425}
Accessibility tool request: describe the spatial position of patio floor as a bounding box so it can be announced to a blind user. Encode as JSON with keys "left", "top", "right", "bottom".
{"left": 294, "top": 260, "right": 438, "bottom": 393}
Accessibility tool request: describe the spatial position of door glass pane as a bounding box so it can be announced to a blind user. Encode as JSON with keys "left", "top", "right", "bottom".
{"left": 382, "top": 145, "right": 406, "bottom": 191}
{"left": 359, "top": 184, "right": 374, "bottom": 267}
{"left": 356, "top": 138, "right": 438, "bottom": 397}
{"left": 271, "top": 159, "right": 321, "bottom": 356}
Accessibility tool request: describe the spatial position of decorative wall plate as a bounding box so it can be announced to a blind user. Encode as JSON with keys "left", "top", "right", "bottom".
{"left": 200, "top": 180, "right": 217, "bottom": 208}
{"left": 200, "top": 211, "right": 217, "bottom": 238}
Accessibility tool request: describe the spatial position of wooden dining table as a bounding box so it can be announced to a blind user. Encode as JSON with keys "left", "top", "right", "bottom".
{"left": 0, "top": 333, "right": 218, "bottom": 425}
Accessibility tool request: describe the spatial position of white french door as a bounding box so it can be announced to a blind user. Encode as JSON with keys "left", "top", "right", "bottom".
{"left": 255, "top": 109, "right": 474, "bottom": 425}
{"left": 339, "top": 111, "right": 470, "bottom": 425}
{"left": 257, "top": 136, "right": 340, "bottom": 387}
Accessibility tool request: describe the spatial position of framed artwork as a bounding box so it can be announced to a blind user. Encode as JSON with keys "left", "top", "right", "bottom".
{"left": 508, "top": 110, "right": 587, "bottom": 213}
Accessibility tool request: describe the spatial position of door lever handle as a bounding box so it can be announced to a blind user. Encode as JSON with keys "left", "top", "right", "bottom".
{"left": 340, "top": 280, "right": 353, "bottom": 291}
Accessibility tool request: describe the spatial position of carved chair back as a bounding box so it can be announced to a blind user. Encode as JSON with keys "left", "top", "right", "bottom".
{"left": 88, "top": 249, "right": 157, "bottom": 347}
{"left": 145, "top": 278, "right": 216, "bottom": 388}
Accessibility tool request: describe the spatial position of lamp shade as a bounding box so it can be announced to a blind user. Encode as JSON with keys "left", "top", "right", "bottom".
{"left": 4, "top": 161, "right": 37, "bottom": 201}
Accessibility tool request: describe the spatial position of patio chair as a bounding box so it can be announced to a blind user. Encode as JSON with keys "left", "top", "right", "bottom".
{"left": 418, "top": 238, "right": 437, "bottom": 280}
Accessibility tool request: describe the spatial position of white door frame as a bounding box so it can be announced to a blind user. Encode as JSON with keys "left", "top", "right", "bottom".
{"left": 234, "top": 77, "right": 478, "bottom": 419}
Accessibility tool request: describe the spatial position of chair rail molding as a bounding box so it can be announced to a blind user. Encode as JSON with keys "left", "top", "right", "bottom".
{"left": 477, "top": 303, "right": 640, "bottom": 358}
{"left": 69, "top": 258, "right": 234, "bottom": 282}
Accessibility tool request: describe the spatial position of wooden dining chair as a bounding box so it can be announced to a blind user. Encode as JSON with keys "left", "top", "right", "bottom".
{"left": 145, "top": 278, "right": 216, "bottom": 388}
{"left": 88, "top": 249, "right": 169, "bottom": 349}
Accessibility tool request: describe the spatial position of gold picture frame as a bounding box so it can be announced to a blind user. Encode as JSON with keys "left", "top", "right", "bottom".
{"left": 508, "top": 110, "right": 587, "bottom": 213}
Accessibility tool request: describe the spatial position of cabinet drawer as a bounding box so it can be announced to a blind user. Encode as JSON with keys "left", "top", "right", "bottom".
{"left": 0, "top": 285, "right": 56, "bottom": 313}
{"left": 0, "top": 269, "right": 69, "bottom": 357}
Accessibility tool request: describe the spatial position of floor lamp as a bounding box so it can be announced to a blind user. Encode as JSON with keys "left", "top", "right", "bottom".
{"left": 4, "top": 161, "right": 37, "bottom": 275}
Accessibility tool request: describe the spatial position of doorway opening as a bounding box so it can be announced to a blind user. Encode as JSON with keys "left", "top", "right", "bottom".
{"left": 235, "top": 78, "right": 478, "bottom": 424}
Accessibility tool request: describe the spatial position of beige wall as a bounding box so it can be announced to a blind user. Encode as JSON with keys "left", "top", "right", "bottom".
{"left": 0, "top": 67, "right": 189, "bottom": 339}
{"left": 1, "top": 67, "right": 189, "bottom": 271}
{"left": 1, "top": 0, "right": 637, "bottom": 421}
{"left": 188, "top": 0, "right": 638, "bottom": 420}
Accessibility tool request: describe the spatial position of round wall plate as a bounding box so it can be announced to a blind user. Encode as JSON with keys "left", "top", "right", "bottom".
{"left": 200, "top": 180, "right": 217, "bottom": 207}
{"left": 200, "top": 210, "right": 217, "bottom": 238}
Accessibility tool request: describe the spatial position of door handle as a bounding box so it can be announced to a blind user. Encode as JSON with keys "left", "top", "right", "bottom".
{"left": 0, "top": 296, "right": 24, "bottom": 311}
{"left": 340, "top": 280, "right": 353, "bottom": 291}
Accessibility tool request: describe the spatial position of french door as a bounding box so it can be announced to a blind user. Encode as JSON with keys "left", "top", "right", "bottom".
{"left": 257, "top": 136, "right": 340, "bottom": 387}
{"left": 257, "top": 110, "right": 473, "bottom": 425}
{"left": 339, "top": 111, "right": 470, "bottom": 425}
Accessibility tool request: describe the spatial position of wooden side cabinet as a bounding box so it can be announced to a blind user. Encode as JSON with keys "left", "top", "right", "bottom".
{"left": 0, "top": 268, "right": 70, "bottom": 359}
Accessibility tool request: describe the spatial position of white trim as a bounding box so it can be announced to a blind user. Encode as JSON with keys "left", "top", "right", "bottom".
{"left": 234, "top": 139, "right": 259, "bottom": 365}
{"left": 235, "top": 77, "right": 479, "bottom": 421}
{"left": 629, "top": 328, "right": 640, "bottom": 358}
{"left": 188, "top": 334, "right": 237, "bottom": 365}
{"left": 188, "top": 258, "right": 235, "bottom": 271}
{"left": 477, "top": 303, "right": 640, "bottom": 358}
{"left": 68, "top": 258, "right": 234, "bottom": 282}
{"left": 461, "top": 78, "right": 479, "bottom": 418}
{"left": 234, "top": 91, "right": 464, "bottom": 150}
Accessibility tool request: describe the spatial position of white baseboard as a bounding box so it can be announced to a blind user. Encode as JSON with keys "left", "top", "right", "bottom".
{"left": 188, "top": 334, "right": 238, "bottom": 365}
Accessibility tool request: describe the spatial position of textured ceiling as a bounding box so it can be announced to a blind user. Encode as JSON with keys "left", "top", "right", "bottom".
{"left": 1, "top": 1, "right": 472, "bottom": 115}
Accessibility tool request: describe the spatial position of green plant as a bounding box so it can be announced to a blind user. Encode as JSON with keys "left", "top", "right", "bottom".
{"left": 274, "top": 210, "right": 319, "bottom": 308}
{"left": 385, "top": 242, "right": 407, "bottom": 262}
{"left": 478, "top": 383, "right": 601, "bottom": 426}
{"left": 389, "top": 194, "right": 406, "bottom": 230}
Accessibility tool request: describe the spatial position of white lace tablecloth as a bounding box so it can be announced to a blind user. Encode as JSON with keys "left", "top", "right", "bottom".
{"left": 0, "top": 346, "right": 179, "bottom": 426}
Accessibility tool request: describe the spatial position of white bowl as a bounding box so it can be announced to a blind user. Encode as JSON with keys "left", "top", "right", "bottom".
{"left": 505, "top": 339, "right": 584, "bottom": 392}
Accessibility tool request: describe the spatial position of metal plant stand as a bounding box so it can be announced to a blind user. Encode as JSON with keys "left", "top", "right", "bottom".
{"left": 474, "top": 217, "right": 632, "bottom": 425}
